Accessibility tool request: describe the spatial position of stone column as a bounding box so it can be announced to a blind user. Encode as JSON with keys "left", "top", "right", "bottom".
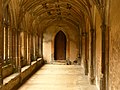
{"left": 99, "top": 0, "right": 110, "bottom": 89}
{"left": 0, "top": 38, "right": 3, "bottom": 85}
{"left": 100, "top": 23, "right": 109, "bottom": 90}
{"left": 24, "top": 32, "right": 27, "bottom": 65}
{"left": 31, "top": 34, "right": 34, "bottom": 61}
{"left": 15, "top": 30, "right": 19, "bottom": 72}
{"left": 20, "top": 31, "right": 25, "bottom": 67}
{"left": 8, "top": 27, "right": 13, "bottom": 65}
{"left": 0, "top": 35, "right": 3, "bottom": 85}
{"left": 30, "top": 34, "right": 36, "bottom": 61}
{"left": 82, "top": 32, "right": 88, "bottom": 75}
{"left": 40, "top": 33, "right": 43, "bottom": 58}
{"left": 27, "top": 33, "right": 31, "bottom": 65}
{"left": 77, "top": 28, "right": 81, "bottom": 65}
{"left": 105, "top": 25, "right": 109, "bottom": 90}
{"left": 81, "top": 32, "right": 85, "bottom": 67}
{"left": 12, "top": 30, "right": 19, "bottom": 72}
{"left": 13, "top": 30, "right": 21, "bottom": 72}
{"left": 3, "top": 6, "right": 9, "bottom": 64}
{"left": 33, "top": 35, "right": 36, "bottom": 60}
{"left": 5, "top": 24, "right": 8, "bottom": 64}
{"left": 85, "top": 32, "right": 88, "bottom": 75}
{"left": 90, "top": 28, "right": 95, "bottom": 84}
{"left": 17, "top": 31, "right": 21, "bottom": 73}
{"left": 38, "top": 33, "right": 43, "bottom": 58}
{"left": 2, "top": 18, "right": 8, "bottom": 65}
{"left": 35, "top": 35, "right": 39, "bottom": 59}
{"left": 12, "top": 30, "right": 16, "bottom": 72}
{"left": 38, "top": 35, "right": 41, "bottom": 58}
{"left": 26, "top": 32, "right": 29, "bottom": 65}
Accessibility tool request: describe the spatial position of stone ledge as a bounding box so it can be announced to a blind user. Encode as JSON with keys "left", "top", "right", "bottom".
{"left": 3, "top": 73, "right": 19, "bottom": 85}
{"left": 0, "top": 58, "right": 44, "bottom": 90}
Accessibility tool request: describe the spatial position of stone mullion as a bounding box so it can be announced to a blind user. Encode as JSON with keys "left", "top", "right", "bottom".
{"left": 35, "top": 35, "right": 39, "bottom": 59}
{"left": 13, "top": 29, "right": 19, "bottom": 72}
{"left": 4, "top": 5, "right": 9, "bottom": 65}
{"left": 35, "top": 35, "right": 36, "bottom": 59}
{"left": 13, "top": 30, "right": 21, "bottom": 73}
{"left": 8, "top": 27, "right": 13, "bottom": 64}
{"left": 0, "top": 29, "right": 3, "bottom": 85}
{"left": 38, "top": 34, "right": 43, "bottom": 58}
{"left": 33, "top": 35, "right": 36, "bottom": 60}
{"left": 0, "top": 0, "right": 3, "bottom": 85}
{"left": 38, "top": 35, "right": 41, "bottom": 58}
{"left": 3, "top": 27, "right": 5, "bottom": 63}
{"left": 29, "top": 34, "right": 32, "bottom": 64}
{"left": 41, "top": 33, "right": 43, "bottom": 58}
{"left": 20, "top": 32, "right": 25, "bottom": 67}
{"left": 14, "top": 31, "right": 19, "bottom": 72}
{"left": 4, "top": 24, "right": 8, "bottom": 64}
{"left": 31, "top": 34, "right": 36, "bottom": 61}
{"left": 12, "top": 30, "right": 16, "bottom": 72}
{"left": 24, "top": 32, "right": 27, "bottom": 66}
{"left": 31, "top": 34, "right": 34, "bottom": 61}
{"left": 17, "top": 31, "right": 21, "bottom": 73}
{"left": 26, "top": 33, "right": 29, "bottom": 65}
{"left": 27, "top": 33, "right": 31, "bottom": 65}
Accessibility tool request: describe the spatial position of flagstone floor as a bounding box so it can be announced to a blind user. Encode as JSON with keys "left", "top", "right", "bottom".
{"left": 18, "top": 64, "right": 98, "bottom": 90}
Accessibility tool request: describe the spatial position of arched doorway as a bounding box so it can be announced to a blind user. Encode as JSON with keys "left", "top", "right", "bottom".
{"left": 54, "top": 31, "right": 66, "bottom": 60}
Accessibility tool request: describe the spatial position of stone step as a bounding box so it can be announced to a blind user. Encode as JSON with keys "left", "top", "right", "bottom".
{"left": 52, "top": 60, "right": 67, "bottom": 65}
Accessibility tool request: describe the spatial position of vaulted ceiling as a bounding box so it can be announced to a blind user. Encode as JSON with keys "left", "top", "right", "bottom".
{"left": 22, "top": 0, "right": 92, "bottom": 29}
{"left": 3, "top": 0, "right": 104, "bottom": 33}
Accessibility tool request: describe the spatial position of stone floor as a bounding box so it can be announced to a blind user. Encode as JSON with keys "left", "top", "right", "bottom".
{"left": 18, "top": 64, "right": 98, "bottom": 90}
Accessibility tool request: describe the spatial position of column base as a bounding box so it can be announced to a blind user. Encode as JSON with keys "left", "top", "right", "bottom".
{"left": 90, "top": 77, "right": 95, "bottom": 85}
{"left": 0, "top": 77, "right": 3, "bottom": 85}
{"left": 100, "top": 77, "right": 105, "bottom": 90}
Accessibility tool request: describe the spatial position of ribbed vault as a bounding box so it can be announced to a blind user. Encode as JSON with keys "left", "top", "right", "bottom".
{"left": 3, "top": 0, "right": 106, "bottom": 33}
{"left": 7, "top": 0, "right": 95, "bottom": 33}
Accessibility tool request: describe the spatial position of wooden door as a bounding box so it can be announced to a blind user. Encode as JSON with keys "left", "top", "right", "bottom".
{"left": 54, "top": 31, "right": 66, "bottom": 60}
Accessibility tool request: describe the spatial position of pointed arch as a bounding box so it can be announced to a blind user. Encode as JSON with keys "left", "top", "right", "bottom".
{"left": 51, "top": 29, "right": 70, "bottom": 63}
{"left": 54, "top": 31, "right": 66, "bottom": 60}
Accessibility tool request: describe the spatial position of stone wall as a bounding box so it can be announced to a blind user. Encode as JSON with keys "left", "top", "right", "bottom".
{"left": 109, "top": 0, "right": 120, "bottom": 89}
{"left": 2, "top": 65, "right": 13, "bottom": 78}
{"left": 43, "top": 23, "right": 79, "bottom": 63}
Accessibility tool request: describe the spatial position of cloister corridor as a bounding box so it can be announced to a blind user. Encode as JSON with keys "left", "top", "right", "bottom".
{"left": 18, "top": 64, "right": 97, "bottom": 90}
{"left": 1, "top": 0, "right": 120, "bottom": 90}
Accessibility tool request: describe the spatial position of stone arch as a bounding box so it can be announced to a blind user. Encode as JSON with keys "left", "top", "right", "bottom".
{"left": 51, "top": 27, "right": 70, "bottom": 63}
{"left": 54, "top": 30, "right": 66, "bottom": 60}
